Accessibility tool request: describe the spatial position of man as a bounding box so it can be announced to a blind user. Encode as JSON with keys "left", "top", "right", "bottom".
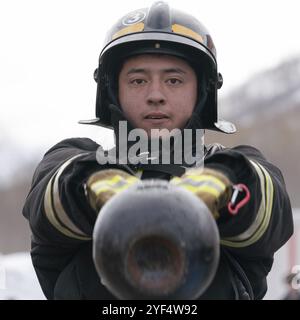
{"left": 23, "top": 2, "right": 293, "bottom": 300}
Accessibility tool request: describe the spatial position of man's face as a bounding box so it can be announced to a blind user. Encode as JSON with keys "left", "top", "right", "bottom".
{"left": 118, "top": 54, "right": 197, "bottom": 136}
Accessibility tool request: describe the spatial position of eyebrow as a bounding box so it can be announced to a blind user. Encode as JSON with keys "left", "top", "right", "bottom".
{"left": 126, "top": 67, "right": 186, "bottom": 75}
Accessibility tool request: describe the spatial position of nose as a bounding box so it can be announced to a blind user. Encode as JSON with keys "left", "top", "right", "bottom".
{"left": 146, "top": 81, "right": 166, "bottom": 106}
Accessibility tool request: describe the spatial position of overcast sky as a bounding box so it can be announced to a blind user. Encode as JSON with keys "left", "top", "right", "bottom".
{"left": 1, "top": 0, "right": 300, "bottom": 153}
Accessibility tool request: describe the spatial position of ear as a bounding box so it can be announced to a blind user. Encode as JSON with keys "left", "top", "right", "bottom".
{"left": 93, "top": 68, "right": 98, "bottom": 82}
{"left": 217, "top": 73, "right": 223, "bottom": 89}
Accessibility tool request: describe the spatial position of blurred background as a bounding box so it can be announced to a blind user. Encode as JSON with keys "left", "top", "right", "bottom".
{"left": 0, "top": 0, "right": 299, "bottom": 299}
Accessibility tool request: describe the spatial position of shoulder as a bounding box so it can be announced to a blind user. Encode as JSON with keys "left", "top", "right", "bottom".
{"left": 45, "top": 137, "right": 101, "bottom": 155}
{"left": 206, "top": 143, "right": 266, "bottom": 160}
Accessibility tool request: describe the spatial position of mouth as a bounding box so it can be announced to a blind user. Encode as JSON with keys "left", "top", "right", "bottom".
{"left": 144, "top": 113, "right": 170, "bottom": 121}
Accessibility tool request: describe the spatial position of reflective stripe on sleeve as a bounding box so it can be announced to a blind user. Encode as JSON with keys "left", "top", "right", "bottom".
{"left": 171, "top": 175, "right": 226, "bottom": 198}
{"left": 90, "top": 175, "right": 138, "bottom": 196}
{"left": 221, "top": 160, "right": 274, "bottom": 248}
{"left": 44, "top": 154, "right": 91, "bottom": 240}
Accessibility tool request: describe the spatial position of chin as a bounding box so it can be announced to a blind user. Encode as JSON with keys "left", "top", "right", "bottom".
{"left": 148, "top": 128, "right": 182, "bottom": 140}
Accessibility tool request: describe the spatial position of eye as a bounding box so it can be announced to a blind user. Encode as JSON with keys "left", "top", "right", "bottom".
{"left": 130, "top": 78, "right": 147, "bottom": 85}
{"left": 166, "top": 78, "right": 183, "bottom": 85}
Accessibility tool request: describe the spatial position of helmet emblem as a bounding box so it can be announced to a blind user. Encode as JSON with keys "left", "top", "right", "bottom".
{"left": 122, "top": 11, "right": 146, "bottom": 26}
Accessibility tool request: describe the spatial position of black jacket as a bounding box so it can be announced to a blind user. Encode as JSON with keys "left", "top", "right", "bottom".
{"left": 22, "top": 137, "right": 293, "bottom": 299}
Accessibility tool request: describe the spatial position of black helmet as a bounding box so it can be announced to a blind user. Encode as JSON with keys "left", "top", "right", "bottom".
{"left": 80, "top": 1, "right": 236, "bottom": 133}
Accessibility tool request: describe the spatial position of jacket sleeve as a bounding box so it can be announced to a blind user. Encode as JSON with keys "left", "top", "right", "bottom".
{"left": 204, "top": 145, "right": 294, "bottom": 298}
{"left": 23, "top": 138, "right": 105, "bottom": 244}
{"left": 22, "top": 138, "right": 120, "bottom": 298}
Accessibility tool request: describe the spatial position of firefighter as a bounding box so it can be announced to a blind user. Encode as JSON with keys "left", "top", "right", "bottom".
{"left": 23, "top": 1, "right": 293, "bottom": 300}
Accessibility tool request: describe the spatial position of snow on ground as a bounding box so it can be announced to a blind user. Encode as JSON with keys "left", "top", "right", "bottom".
{"left": 0, "top": 252, "right": 45, "bottom": 300}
